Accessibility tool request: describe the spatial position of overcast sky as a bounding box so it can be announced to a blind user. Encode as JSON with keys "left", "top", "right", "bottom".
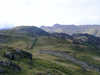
{"left": 0, "top": 0, "right": 100, "bottom": 27}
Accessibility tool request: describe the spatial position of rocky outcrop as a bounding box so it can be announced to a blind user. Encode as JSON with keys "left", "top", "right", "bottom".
{"left": 51, "top": 33, "right": 73, "bottom": 40}
{"left": 5, "top": 49, "right": 32, "bottom": 60}
{"left": 0, "top": 60, "right": 21, "bottom": 72}
{"left": 72, "top": 34, "right": 100, "bottom": 45}
{"left": 0, "top": 68, "right": 5, "bottom": 73}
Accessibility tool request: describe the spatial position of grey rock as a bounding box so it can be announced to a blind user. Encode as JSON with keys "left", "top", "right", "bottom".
{"left": 5, "top": 49, "right": 32, "bottom": 60}
{"left": 0, "top": 68, "right": 5, "bottom": 73}
{"left": 0, "top": 60, "right": 21, "bottom": 72}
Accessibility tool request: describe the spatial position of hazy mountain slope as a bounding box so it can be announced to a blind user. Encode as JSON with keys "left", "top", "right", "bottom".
{"left": 0, "top": 26, "right": 49, "bottom": 37}
{"left": 41, "top": 24, "right": 100, "bottom": 36}
{"left": 0, "top": 26, "right": 100, "bottom": 75}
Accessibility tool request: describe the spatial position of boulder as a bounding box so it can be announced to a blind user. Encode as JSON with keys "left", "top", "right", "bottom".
{"left": 0, "top": 60, "right": 21, "bottom": 72}
{"left": 5, "top": 52, "right": 15, "bottom": 60}
{"left": 0, "top": 68, "right": 5, "bottom": 73}
{"left": 5, "top": 49, "right": 32, "bottom": 60}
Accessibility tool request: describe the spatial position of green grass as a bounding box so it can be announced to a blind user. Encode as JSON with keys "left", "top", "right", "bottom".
{"left": 0, "top": 34, "right": 99, "bottom": 75}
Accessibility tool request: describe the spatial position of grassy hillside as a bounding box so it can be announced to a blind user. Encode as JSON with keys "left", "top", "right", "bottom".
{"left": 0, "top": 26, "right": 100, "bottom": 75}
{"left": 0, "top": 26, "right": 49, "bottom": 37}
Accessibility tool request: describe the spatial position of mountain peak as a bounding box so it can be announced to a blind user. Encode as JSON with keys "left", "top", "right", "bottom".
{"left": 53, "top": 24, "right": 61, "bottom": 27}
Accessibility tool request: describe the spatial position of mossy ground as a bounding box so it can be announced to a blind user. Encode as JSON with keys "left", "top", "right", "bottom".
{"left": 0, "top": 35, "right": 100, "bottom": 75}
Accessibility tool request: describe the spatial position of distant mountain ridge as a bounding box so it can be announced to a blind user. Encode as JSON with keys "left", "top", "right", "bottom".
{"left": 41, "top": 24, "right": 100, "bottom": 37}
{"left": 0, "top": 25, "right": 100, "bottom": 74}
{"left": 0, "top": 26, "right": 49, "bottom": 37}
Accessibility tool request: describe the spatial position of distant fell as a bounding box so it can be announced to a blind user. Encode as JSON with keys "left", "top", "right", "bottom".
{"left": 41, "top": 24, "right": 100, "bottom": 37}
{"left": 0, "top": 26, "right": 49, "bottom": 37}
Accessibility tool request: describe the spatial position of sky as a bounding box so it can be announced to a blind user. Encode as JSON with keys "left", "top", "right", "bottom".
{"left": 0, "top": 0, "right": 100, "bottom": 28}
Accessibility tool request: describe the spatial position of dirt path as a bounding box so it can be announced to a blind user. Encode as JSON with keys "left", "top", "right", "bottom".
{"left": 30, "top": 38, "right": 38, "bottom": 49}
